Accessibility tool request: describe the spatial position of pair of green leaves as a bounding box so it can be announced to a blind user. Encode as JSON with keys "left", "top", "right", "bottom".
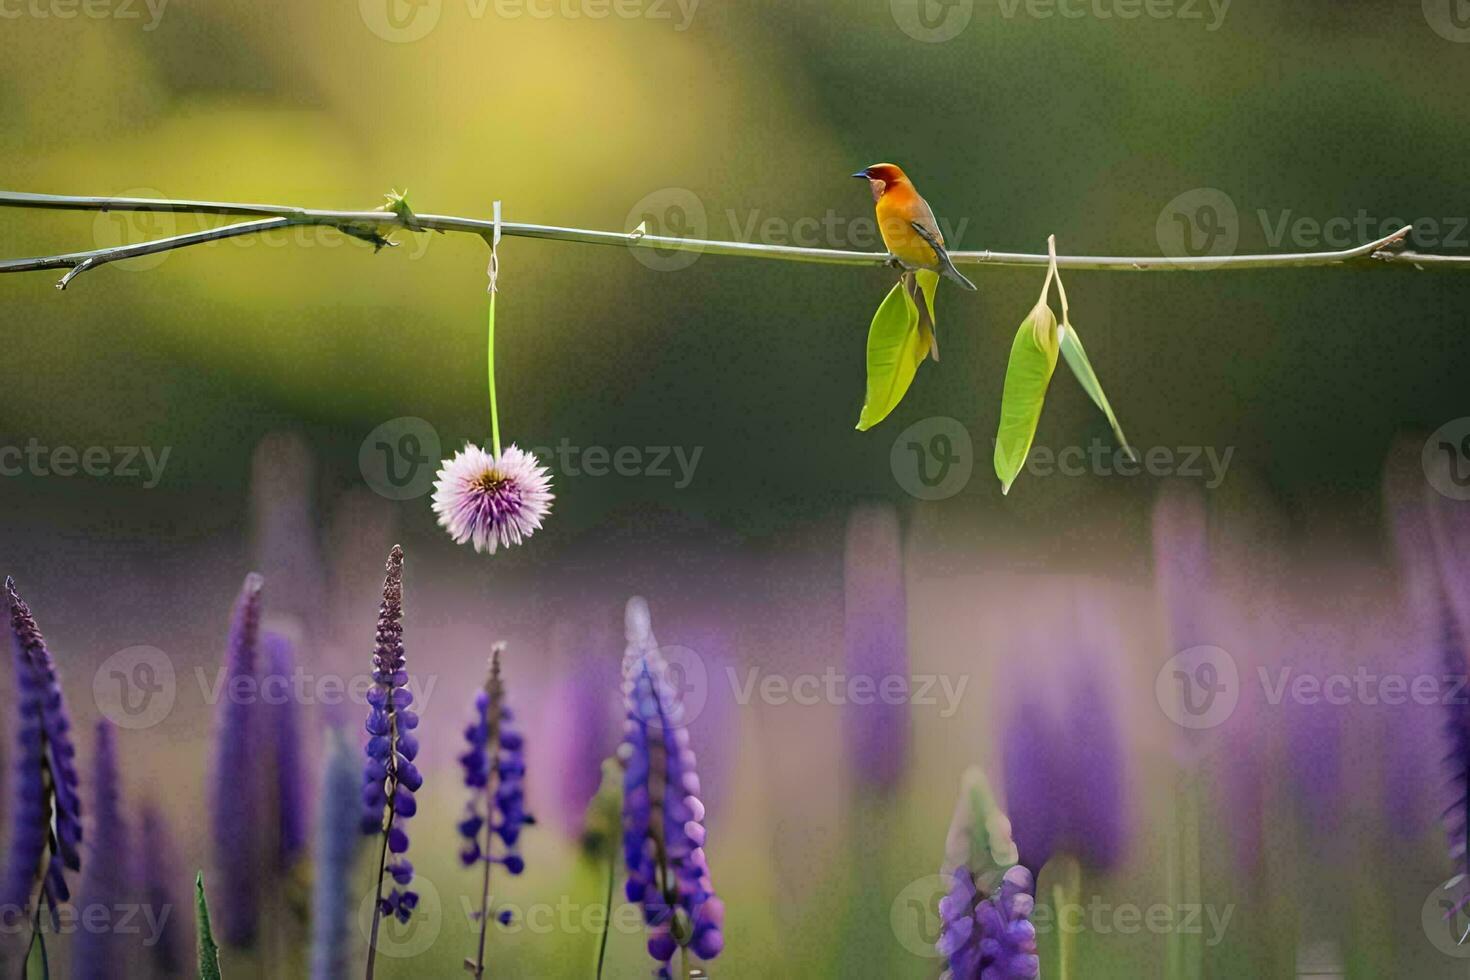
{"left": 994, "top": 236, "right": 1132, "bottom": 493}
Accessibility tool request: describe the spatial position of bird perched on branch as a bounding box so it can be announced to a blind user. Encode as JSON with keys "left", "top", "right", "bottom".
{"left": 852, "top": 163, "right": 976, "bottom": 292}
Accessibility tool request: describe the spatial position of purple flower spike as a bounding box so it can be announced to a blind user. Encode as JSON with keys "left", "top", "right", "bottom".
{"left": 139, "top": 803, "right": 188, "bottom": 978}
{"left": 263, "top": 631, "right": 307, "bottom": 872}
{"left": 3, "top": 577, "right": 82, "bottom": 933}
{"left": 74, "top": 721, "right": 129, "bottom": 977}
{"left": 311, "top": 728, "right": 364, "bottom": 980}
{"left": 1065, "top": 667, "right": 1127, "bottom": 873}
{"left": 617, "top": 598, "right": 723, "bottom": 974}
{"left": 460, "top": 646, "right": 535, "bottom": 977}
{"left": 842, "top": 504, "right": 910, "bottom": 793}
{"left": 208, "top": 572, "right": 264, "bottom": 947}
{"left": 362, "top": 547, "right": 420, "bottom": 972}
{"left": 936, "top": 768, "right": 1039, "bottom": 980}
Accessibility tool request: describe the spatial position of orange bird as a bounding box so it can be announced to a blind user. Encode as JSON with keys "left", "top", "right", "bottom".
{"left": 852, "top": 163, "right": 976, "bottom": 291}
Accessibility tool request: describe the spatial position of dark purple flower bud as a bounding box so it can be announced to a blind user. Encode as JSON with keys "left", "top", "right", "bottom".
{"left": 139, "top": 803, "right": 188, "bottom": 977}
{"left": 208, "top": 572, "right": 264, "bottom": 947}
{"left": 1001, "top": 700, "right": 1063, "bottom": 877}
{"left": 74, "top": 721, "right": 128, "bottom": 978}
{"left": 263, "top": 631, "right": 307, "bottom": 872}
{"left": 842, "top": 504, "right": 909, "bottom": 793}
{"left": 3, "top": 577, "right": 82, "bottom": 934}
{"left": 363, "top": 546, "right": 421, "bottom": 973}
{"left": 1064, "top": 666, "right": 1127, "bottom": 872}
{"left": 310, "top": 728, "right": 362, "bottom": 980}
{"left": 617, "top": 598, "right": 722, "bottom": 972}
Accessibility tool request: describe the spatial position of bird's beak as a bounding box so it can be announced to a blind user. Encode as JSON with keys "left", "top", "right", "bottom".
{"left": 850, "top": 170, "right": 869, "bottom": 180}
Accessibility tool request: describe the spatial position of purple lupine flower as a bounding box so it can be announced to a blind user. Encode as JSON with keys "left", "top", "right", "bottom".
{"left": 936, "top": 767, "right": 1039, "bottom": 980}
{"left": 362, "top": 546, "right": 422, "bottom": 948}
{"left": 139, "top": 803, "right": 188, "bottom": 978}
{"left": 618, "top": 598, "right": 723, "bottom": 977}
{"left": 1437, "top": 600, "right": 1470, "bottom": 930}
{"left": 842, "top": 504, "right": 910, "bottom": 792}
{"left": 2, "top": 577, "right": 82, "bottom": 932}
{"left": 208, "top": 572, "right": 264, "bottom": 947}
{"left": 459, "top": 646, "right": 535, "bottom": 975}
{"left": 310, "top": 727, "right": 363, "bottom": 980}
{"left": 937, "top": 865, "right": 1041, "bottom": 980}
{"left": 1151, "top": 482, "right": 1212, "bottom": 649}
{"left": 263, "top": 631, "right": 307, "bottom": 871}
{"left": 73, "top": 721, "right": 128, "bottom": 980}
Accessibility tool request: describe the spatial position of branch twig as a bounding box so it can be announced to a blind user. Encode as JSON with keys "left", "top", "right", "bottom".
{"left": 0, "top": 190, "right": 1461, "bottom": 291}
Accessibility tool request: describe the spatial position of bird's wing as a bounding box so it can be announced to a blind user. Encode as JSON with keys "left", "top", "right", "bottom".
{"left": 912, "top": 195, "right": 944, "bottom": 247}
{"left": 909, "top": 220, "right": 977, "bottom": 291}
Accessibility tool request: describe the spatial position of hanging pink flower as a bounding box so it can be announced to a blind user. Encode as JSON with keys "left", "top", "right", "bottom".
{"left": 431, "top": 443, "right": 553, "bottom": 554}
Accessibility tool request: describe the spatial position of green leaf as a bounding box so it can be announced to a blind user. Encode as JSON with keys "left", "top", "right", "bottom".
{"left": 993, "top": 301, "right": 1059, "bottom": 493}
{"left": 1060, "top": 323, "right": 1134, "bottom": 461}
{"left": 196, "top": 871, "right": 223, "bottom": 980}
{"left": 580, "top": 756, "right": 624, "bottom": 863}
{"left": 23, "top": 922, "right": 48, "bottom": 980}
{"left": 855, "top": 278, "right": 928, "bottom": 431}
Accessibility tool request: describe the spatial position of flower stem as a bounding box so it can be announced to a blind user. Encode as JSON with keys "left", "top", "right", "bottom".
{"left": 487, "top": 291, "right": 502, "bottom": 458}
{"left": 365, "top": 709, "right": 400, "bottom": 980}
{"left": 595, "top": 845, "right": 615, "bottom": 980}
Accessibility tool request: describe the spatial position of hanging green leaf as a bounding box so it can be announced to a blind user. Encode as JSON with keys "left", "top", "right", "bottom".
{"left": 1059, "top": 327, "right": 1134, "bottom": 460}
{"left": 1049, "top": 240, "right": 1135, "bottom": 462}
{"left": 993, "top": 298, "right": 1059, "bottom": 494}
{"left": 855, "top": 276, "right": 927, "bottom": 431}
{"left": 196, "top": 872, "right": 223, "bottom": 980}
{"left": 23, "top": 921, "right": 48, "bottom": 980}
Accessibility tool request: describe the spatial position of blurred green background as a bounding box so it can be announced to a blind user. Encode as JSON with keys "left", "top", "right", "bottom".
{"left": 2, "top": 2, "right": 1470, "bottom": 978}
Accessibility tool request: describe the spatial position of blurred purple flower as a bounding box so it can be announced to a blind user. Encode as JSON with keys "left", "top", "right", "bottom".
{"left": 139, "top": 803, "right": 187, "bottom": 978}
{"left": 1003, "top": 668, "right": 1128, "bottom": 876}
{"left": 1438, "top": 601, "right": 1470, "bottom": 928}
{"left": 618, "top": 598, "right": 723, "bottom": 976}
{"left": 263, "top": 631, "right": 307, "bottom": 871}
{"left": 842, "top": 504, "right": 909, "bottom": 793}
{"left": 310, "top": 727, "right": 363, "bottom": 980}
{"left": 361, "top": 546, "right": 422, "bottom": 931}
{"left": 545, "top": 621, "right": 618, "bottom": 845}
{"left": 208, "top": 572, "right": 264, "bottom": 947}
{"left": 3, "top": 577, "right": 82, "bottom": 932}
{"left": 1065, "top": 668, "right": 1127, "bottom": 872}
{"left": 1001, "top": 700, "right": 1063, "bottom": 877}
{"left": 73, "top": 721, "right": 128, "bottom": 980}
{"left": 459, "top": 647, "right": 535, "bottom": 973}
{"left": 1151, "top": 482, "right": 1212, "bottom": 648}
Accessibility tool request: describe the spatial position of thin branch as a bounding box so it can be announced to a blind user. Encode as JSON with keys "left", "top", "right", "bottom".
{"left": 0, "top": 191, "right": 1461, "bottom": 291}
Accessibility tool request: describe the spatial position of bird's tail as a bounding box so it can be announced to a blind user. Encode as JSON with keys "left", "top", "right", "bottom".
{"left": 941, "top": 262, "right": 977, "bottom": 292}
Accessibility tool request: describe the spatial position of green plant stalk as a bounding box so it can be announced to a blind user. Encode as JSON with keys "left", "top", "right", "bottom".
{"left": 487, "top": 292, "right": 502, "bottom": 458}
